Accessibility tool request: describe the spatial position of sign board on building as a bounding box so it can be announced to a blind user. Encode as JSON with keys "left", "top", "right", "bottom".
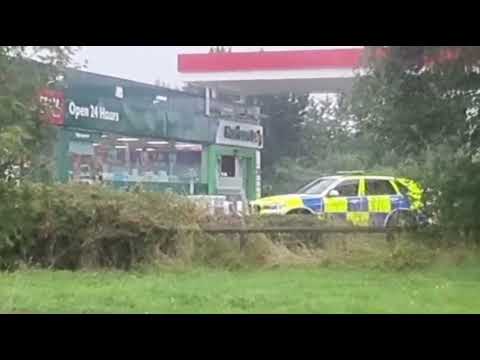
{"left": 39, "top": 89, "right": 65, "bottom": 125}
{"left": 68, "top": 101, "right": 120, "bottom": 122}
{"left": 216, "top": 120, "right": 263, "bottom": 150}
{"left": 39, "top": 85, "right": 217, "bottom": 145}
{"left": 39, "top": 90, "right": 120, "bottom": 125}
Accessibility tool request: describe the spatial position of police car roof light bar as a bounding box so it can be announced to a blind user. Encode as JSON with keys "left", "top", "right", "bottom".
{"left": 336, "top": 171, "right": 365, "bottom": 175}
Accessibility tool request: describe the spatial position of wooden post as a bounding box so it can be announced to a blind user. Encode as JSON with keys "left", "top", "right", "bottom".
{"left": 239, "top": 225, "right": 248, "bottom": 251}
{"left": 239, "top": 231, "right": 248, "bottom": 251}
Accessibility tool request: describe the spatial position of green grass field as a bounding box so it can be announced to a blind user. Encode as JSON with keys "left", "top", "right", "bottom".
{"left": 2, "top": 263, "right": 480, "bottom": 313}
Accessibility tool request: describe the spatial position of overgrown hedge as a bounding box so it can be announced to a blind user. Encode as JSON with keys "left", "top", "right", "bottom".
{"left": 0, "top": 183, "right": 328, "bottom": 271}
{"left": 0, "top": 182, "right": 206, "bottom": 270}
{"left": 1, "top": 182, "right": 477, "bottom": 272}
{"left": 0, "top": 182, "right": 337, "bottom": 270}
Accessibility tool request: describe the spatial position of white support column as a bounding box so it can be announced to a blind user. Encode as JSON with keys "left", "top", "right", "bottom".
{"left": 256, "top": 150, "right": 262, "bottom": 199}
{"left": 205, "top": 87, "right": 210, "bottom": 116}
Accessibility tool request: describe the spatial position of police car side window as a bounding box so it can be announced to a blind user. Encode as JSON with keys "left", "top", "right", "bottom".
{"left": 366, "top": 180, "right": 397, "bottom": 196}
{"left": 333, "top": 180, "right": 359, "bottom": 197}
{"left": 395, "top": 181, "right": 410, "bottom": 196}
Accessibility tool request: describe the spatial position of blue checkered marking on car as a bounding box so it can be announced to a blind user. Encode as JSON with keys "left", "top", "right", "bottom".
{"left": 391, "top": 195, "right": 410, "bottom": 210}
{"left": 301, "top": 196, "right": 324, "bottom": 213}
{"left": 300, "top": 195, "right": 409, "bottom": 217}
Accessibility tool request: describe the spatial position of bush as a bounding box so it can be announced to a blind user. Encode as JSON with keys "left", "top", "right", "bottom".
{"left": 0, "top": 183, "right": 328, "bottom": 271}
{"left": 0, "top": 182, "right": 203, "bottom": 270}
{"left": 382, "top": 239, "right": 436, "bottom": 271}
{"left": 2, "top": 182, "right": 478, "bottom": 272}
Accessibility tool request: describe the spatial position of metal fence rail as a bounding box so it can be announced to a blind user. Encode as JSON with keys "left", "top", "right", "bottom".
{"left": 196, "top": 225, "right": 416, "bottom": 249}
{"left": 201, "top": 226, "right": 390, "bottom": 234}
{"left": 163, "top": 224, "right": 435, "bottom": 234}
{"left": 200, "top": 226, "right": 394, "bottom": 234}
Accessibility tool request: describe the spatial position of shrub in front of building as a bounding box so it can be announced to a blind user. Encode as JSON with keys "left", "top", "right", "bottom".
{"left": 0, "top": 182, "right": 204, "bottom": 270}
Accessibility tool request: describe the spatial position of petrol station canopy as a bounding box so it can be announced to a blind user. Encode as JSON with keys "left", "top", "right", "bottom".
{"left": 178, "top": 48, "right": 364, "bottom": 95}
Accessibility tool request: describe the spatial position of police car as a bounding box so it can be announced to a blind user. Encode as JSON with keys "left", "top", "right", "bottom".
{"left": 250, "top": 172, "right": 426, "bottom": 228}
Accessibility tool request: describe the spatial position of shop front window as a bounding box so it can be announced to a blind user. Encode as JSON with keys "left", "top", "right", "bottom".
{"left": 67, "top": 133, "right": 202, "bottom": 187}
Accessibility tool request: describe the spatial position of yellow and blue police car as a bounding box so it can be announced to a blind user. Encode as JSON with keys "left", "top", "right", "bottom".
{"left": 250, "top": 172, "right": 425, "bottom": 228}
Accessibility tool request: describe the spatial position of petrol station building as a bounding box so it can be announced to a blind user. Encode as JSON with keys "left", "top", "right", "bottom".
{"left": 42, "top": 68, "right": 263, "bottom": 201}
{"left": 41, "top": 48, "right": 362, "bottom": 202}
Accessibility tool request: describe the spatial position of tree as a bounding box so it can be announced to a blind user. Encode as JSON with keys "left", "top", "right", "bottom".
{"left": 352, "top": 46, "right": 480, "bottom": 159}
{"left": 258, "top": 93, "right": 373, "bottom": 194}
{"left": 0, "top": 46, "right": 78, "bottom": 182}
{"left": 350, "top": 46, "right": 480, "bottom": 232}
{"left": 257, "top": 93, "right": 309, "bottom": 166}
{"left": 300, "top": 94, "right": 362, "bottom": 163}
{"left": 353, "top": 53, "right": 479, "bottom": 156}
{"left": 294, "top": 94, "right": 386, "bottom": 180}
{"left": 256, "top": 93, "right": 309, "bottom": 192}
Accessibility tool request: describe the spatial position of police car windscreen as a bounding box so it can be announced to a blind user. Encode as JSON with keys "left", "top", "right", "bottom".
{"left": 298, "top": 178, "right": 337, "bottom": 195}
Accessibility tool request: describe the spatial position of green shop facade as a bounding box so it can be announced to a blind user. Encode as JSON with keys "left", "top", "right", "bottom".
{"left": 42, "top": 69, "right": 263, "bottom": 200}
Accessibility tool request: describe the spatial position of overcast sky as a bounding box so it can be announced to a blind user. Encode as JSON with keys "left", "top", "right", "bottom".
{"left": 74, "top": 46, "right": 362, "bottom": 88}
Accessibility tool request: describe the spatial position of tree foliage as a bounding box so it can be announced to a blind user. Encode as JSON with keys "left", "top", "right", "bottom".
{"left": 350, "top": 46, "right": 480, "bottom": 231}
{"left": 258, "top": 93, "right": 381, "bottom": 194}
{"left": 0, "top": 46, "right": 78, "bottom": 182}
{"left": 257, "top": 93, "right": 309, "bottom": 193}
{"left": 353, "top": 48, "right": 480, "bottom": 157}
{"left": 259, "top": 46, "right": 480, "bottom": 235}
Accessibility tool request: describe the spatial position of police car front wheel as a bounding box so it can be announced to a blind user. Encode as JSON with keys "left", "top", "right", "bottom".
{"left": 287, "top": 209, "right": 312, "bottom": 215}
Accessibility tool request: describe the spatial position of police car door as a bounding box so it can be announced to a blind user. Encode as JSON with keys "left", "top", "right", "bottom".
{"left": 364, "top": 178, "right": 398, "bottom": 227}
{"left": 324, "top": 178, "right": 363, "bottom": 225}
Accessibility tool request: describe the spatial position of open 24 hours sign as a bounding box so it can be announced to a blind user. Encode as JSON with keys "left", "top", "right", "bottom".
{"left": 39, "top": 88, "right": 121, "bottom": 125}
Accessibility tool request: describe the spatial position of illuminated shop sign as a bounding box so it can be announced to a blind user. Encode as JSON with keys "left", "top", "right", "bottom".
{"left": 216, "top": 120, "right": 263, "bottom": 149}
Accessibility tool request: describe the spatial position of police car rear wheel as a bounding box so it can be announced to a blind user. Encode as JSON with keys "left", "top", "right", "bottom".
{"left": 385, "top": 211, "right": 417, "bottom": 241}
{"left": 387, "top": 211, "right": 417, "bottom": 229}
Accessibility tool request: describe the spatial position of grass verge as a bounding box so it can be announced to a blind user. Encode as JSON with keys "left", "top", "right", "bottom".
{"left": 2, "top": 261, "right": 480, "bottom": 314}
